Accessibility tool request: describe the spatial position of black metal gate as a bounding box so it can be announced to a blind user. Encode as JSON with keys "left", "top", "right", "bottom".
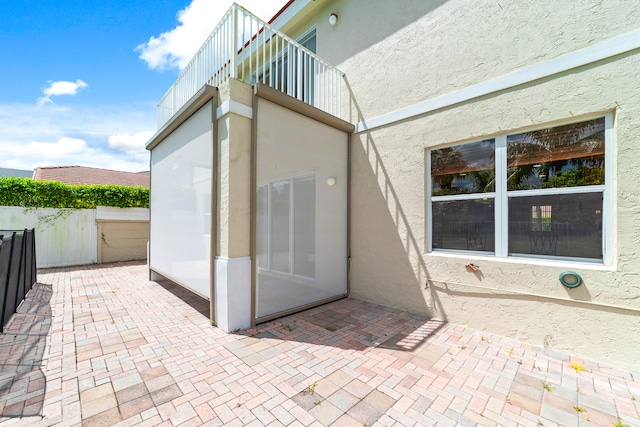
{"left": 0, "top": 229, "right": 37, "bottom": 332}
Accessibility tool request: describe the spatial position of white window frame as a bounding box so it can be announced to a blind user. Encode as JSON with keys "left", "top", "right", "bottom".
{"left": 427, "top": 113, "right": 613, "bottom": 265}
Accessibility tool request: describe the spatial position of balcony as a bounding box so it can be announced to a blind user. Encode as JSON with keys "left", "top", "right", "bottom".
{"left": 157, "top": 3, "right": 345, "bottom": 128}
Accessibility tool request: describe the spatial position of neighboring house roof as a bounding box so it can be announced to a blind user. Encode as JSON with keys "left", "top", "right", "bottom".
{"left": 33, "top": 166, "right": 150, "bottom": 187}
{"left": 0, "top": 167, "right": 34, "bottom": 178}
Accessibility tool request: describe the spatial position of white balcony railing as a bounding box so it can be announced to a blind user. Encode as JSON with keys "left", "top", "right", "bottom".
{"left": 157, "top": 3, "right": 344, "bottom": 128}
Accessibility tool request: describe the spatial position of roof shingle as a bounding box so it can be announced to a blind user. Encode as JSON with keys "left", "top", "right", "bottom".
{"left": 33, "top": 166, "right": 149, "bottom": 187}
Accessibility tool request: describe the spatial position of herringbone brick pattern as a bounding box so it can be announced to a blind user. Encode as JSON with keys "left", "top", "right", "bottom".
{"left": 0, "top": 262, "right": 638, "bottom": 426}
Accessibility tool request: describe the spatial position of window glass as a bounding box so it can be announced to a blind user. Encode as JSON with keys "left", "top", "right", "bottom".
{"left": 508, "top": 193, "right": 603, "bottom": 259}
{"left": 507, "top": 118, "right": 605, "bottom": 191}
{"left": 429, "top": 116, "right": 607, "bottom": 262}
{"left": 299, "top": 30, "right": 316, "bottom": 53}
{"left": 432, "top": 199, "right": 495, "bottom": 252}
{"left": 431, "top": 139, "right": 495, "bottom": 195}
{"left": 259, "top": 29, "right": 316, "bottom": 103}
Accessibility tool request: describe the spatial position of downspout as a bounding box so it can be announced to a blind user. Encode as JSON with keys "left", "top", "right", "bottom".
{"left": 210, "top": 92, "right": 219, "bottom": 326}
{"left": 148, "top": 154, "right": 153, "bottom": 281}
{"left": 250, "top": 91, "right": 258, "bottom": 327}
{"left": 346, "top": 131, "right": 352, "bottom": 297}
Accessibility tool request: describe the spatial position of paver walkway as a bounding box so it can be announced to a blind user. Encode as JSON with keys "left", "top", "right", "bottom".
{"left": 0, "top": 262, "right": 639, "bottom": 427}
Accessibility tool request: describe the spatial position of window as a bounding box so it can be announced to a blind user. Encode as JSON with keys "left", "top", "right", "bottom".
{"left": 428, "top": 116, "right": 610, "bottom": 263}
{"left": 431, "top": 139, "right": 496, "bottom": 252}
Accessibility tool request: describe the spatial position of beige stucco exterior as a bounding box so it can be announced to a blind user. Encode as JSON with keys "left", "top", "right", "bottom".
{"left": 149, "top": 0, "right": 640, "bottom": 368}
{"left": 277, "top": 0, "right": 640, "bottom": 370}
{"left": 97, "top": 221, "right": 149, "bottom": 264}
{"left": 308, "top": 0, "right": 640, "bottom": 121}
{"left": 217, "top": 80, "right": 253, "bottom": 259}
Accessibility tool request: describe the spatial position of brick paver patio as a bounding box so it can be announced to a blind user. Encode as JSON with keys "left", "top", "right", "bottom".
{"left": 1, "top": 262, "right": 638, "bottom": 426}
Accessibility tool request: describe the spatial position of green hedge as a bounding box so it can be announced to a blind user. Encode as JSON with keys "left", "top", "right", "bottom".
{"left": 0, "top": 177, "right": 149, "bottom": 209}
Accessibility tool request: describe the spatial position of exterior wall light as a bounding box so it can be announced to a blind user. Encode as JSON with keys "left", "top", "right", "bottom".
{"left": 327, "top": 177, "right": 337, "bottom": 186}
{"left": 329, "top": 13, "right": 338, "bottom": 26}
{"left": 559, "top": 271, "right": 583, "bottom": 288}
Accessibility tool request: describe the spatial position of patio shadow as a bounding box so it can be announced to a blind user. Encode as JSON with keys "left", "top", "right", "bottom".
{"left": 0, "top": 282, "right": 52, "bottom": 419}
{"left": 152, "top": 279, "right": 210, "bottom": 319}
{"left": 238, "top": 298, "right": 447, "bottom": 354}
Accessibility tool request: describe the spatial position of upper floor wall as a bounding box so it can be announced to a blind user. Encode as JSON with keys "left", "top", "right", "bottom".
{"left": 291, "top": 0, "right": 640, "bottom": 122}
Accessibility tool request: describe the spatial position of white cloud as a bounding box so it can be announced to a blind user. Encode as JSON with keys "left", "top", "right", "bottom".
{"left": 108, "top": 131, "right": 155, "bottom": 153}
{"left": 137, "top": 0, "right": 287, "bottom": 70}
{"left": 28, "top": 137, "right": 89, "bottom": 157}
{"left": 43, "top": 80, "right": 88, "bottom": 97}
{"left": 37, "top": 79, "right": 89, "bottom": 106}
{"left": 107, "top": 159, "right": 150, "bottom": 173}
{"left": 0, "top": 102, "right": 155, "bottom": 173}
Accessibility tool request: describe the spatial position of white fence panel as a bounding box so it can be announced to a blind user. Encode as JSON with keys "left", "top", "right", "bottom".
{"left": 0, "top": 206, "right": 97, "bottom": 268}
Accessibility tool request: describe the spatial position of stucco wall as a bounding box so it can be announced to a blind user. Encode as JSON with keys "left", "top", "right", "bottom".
{"left": 217, "top": 79, "right": 253, "bottom": 259}
{"left": 315, "top": 0, "right": 640, "bottom": 122}
{"left": 284, "top": 0, "right": 640, "bottom": 370}
{"left": 97, "top": 221, "right": 149, "bottom": 263}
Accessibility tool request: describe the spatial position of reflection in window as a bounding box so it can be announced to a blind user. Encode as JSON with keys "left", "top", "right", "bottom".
{"left": 510, "top": 194, "right": 602, "bottom": 259}
{"left": 429, "top": 116, "right": 608, "bottom": 262}
{"left": 431, "top": 139, "right": 495, "bottom": 195}
{"left": 255, "top": 30, "right": 317, "bottom": 106}
{"left": 507, "top": 118, "right": 605, "bottom": 191}
{"left": 431, "top": 139, "right": 495, "bottom": 252}
{"left": 432, "top": 199, "right": 495, "bottom": 252}
{"left": 531, "top": 205, "right": 552, "bottom": 231}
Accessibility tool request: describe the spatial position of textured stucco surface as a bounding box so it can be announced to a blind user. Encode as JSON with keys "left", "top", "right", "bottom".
{"left": 347, "top": 54, "right": 640, "bottom": 370}
{"left": 217, "top": 80, "right": 253, "bottom": 259}
{"left": 283, "top": 0, "right": 640, "bottom": 370}
{"left": 98, "top": 221, "right": 149, "bottom": 263}
{"left": 143, "top": 0, "right": 640, "bottom": 370}
{"left": 316, "top": 0, "right": 640, "bottom": 122}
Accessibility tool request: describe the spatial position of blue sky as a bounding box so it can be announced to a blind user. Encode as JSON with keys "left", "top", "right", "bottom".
{"left": 0, "top": 0, "right": 287, "bottom": 173}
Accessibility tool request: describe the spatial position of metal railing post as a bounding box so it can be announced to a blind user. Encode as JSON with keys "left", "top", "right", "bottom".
{"left": 230, "top": 4, "right": 238, "bottom": 80}
{"left": 172, "top": 88, "right": 176, "bottom": 118}
{"left": 155, "top": 3, "right": 345, "bottom": 128}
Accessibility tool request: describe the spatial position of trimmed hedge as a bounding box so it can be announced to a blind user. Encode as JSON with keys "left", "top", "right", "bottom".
{"left": 0, "top": 177, "right": 149, "bottom": 209}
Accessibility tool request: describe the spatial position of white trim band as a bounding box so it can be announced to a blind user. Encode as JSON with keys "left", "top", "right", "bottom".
{"left": 354, "top": 28, "right": 640, "bottom": 133}
{"left": 217, "top": 100, "right": 253, "bottom": 120}
{"left": 96, "top": 206, "right": 149, "bottom": 221}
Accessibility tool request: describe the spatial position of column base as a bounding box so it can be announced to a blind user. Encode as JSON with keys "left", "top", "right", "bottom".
{"left": 214, "top": 256, "right": 251, "bottom": 332}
